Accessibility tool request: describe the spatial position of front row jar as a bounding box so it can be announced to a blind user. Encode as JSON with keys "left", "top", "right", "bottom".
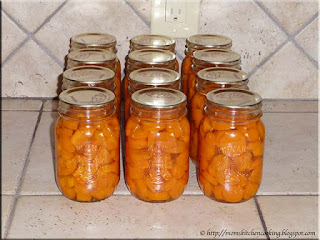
{"left": 198, "top": 89, "right": 265, "bottom": 203}
{"left": 125, "top": 88, "right": 190, "bottom": 202}
{"left": 55, "top": 87, "right": 120, "bottom": 202}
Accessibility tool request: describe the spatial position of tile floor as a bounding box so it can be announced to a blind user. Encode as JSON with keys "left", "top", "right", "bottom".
{"left": 1, "top": 99, "right": 318, "bottom": 239}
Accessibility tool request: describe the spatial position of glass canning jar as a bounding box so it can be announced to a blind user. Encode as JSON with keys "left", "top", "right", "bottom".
{"left": 123, "top": 49, "right": 177, "bottom": 104}
{"left": 129, "top": 34, "right": 179, "bottom": 71}
{"left": 125, "top": 67, "right": 180, "bottom": 122}
{"left": 182, "top": 34, "right": 232, "bottom": 95}
{"left": 187, "top": 49, "right": 241, "bottom": 106}
{"left": 190, "top": 67, "right": 249, "bottom": 164}
{"left": 55, "top": 87, "right": 120, "bottom": 202}
{"left": 66, "top": 48, "right": 121, "bottom": 109}
{"left": 125, "top": 88, "right": 190, "bottom": 202}
{"left": 198, "top": 88, "right": 265, "bottom": 203}
{"left": 69, "top": 33, "right": 121, "bottom": 79}
{"left": 62, "top": 66, "right": 120, "bottom": 121}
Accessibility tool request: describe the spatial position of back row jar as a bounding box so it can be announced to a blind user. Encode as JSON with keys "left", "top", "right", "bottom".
{"left": 125, "top": 67, "right": 180, "bottom": 122}
{"left": 181, "top": 34, "right": 232, "bottom": 95}
{"left": 67, "top": 48, "right": 121, "bottom": 114}
{"left": 123, "top": 49, "right": 177, "bottom": 105}
{"left": 70, "top": 33, "right": 121, "bottom": 79}
{"left": 129, "top": 34, "right": 179, "bottom": 71}
{"left": 62, "top": 66, "right": 121, "bottom": 120}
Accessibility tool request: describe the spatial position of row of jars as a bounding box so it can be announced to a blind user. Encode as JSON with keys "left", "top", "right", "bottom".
{"left": 56, "top": 33, "right": 265, "bottom": 204}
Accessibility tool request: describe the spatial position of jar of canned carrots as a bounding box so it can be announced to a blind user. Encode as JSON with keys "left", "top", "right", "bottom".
{"left": 187, "top": 49, "right": 241, "bottom": 105}
{"left": 55, "top": 87, "right": 120, "bottom": 202}
{"left": 125, "top": 67, "right": 180, "bottom": 122}
{"left": 190, "top": 67, "right": 249, "bottom": 164}
{"left": 182, "top": 34, "right": 232, "bottom": 95}
{"left": 129, "top": 34, "right": 179, "bottom": 71}
{"left": 70, "top": 33, "right": 121, "bottom": 79}
{"left": 67, "top": 49, "right": 121, "bottom": 105}
{"left": 198, "top": 89, "right": 265, "bottom": 203}
{"left": 62, "top": 66, "right": 121, "bottom": 120}
{"left": 125, "top": 88, "right": 190, "bottom": 202}
{"left": 123, "top": 49, "right": 177, "bottom": 107}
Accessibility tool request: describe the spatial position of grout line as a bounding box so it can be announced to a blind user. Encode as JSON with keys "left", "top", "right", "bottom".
{"left": 3, "top": 101, "right": 45, "bottom": 239}
{"left": 32, "top": 0, "right": 68, "bottom": 35}
{"left": 1, "top": 8, "right": 30, "bottom": 35}
{"left": 292, "top": 38, "right": 318, "bottom": 68}
{"left": 2, "top": 110, "right": 43, "bottom": 112}
{"left": 248, "top": 39, "right": 289, "bottom": 77}
{"left": 293, "top": 12, "right": 318, "bottom": 38}
{"left": 124, "top": 0, "right": 151, "bottom": 28}
{"left": 32, "top": 36, "right": 64, "bottom": 68}
{"left": 254, "top": 196, "right": 270, "bottom": 240}
{"left": 1, "top": 36, "right": 30, "bottom": 67}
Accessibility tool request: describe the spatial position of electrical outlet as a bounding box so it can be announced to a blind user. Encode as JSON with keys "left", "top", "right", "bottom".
{"left": 151, "top": 0, "right": 200, "bottom": 38}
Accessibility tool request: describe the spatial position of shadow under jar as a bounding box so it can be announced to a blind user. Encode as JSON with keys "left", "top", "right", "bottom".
{"left": 125, "top": 88, "right": 190, "bottom": 202}
{"left": 125, "top": 67, "right": 180, "bottom": 122}
{"left": 190, "top": 67, "right": 249, "bottom": 165}
{"left": 62, "top": 66, "right": 121, "bottom": 121}
{"left": 198, "top": 88, "right": 265, "bottom": 203}
{"left": 123, "top": 49, "right": 177, "bottom": 105}
{"left": 181, "top": 34, "right": 232, "bottom": 95}
{"left": 129, "top": 34, "right": 179, "bottom": 71}
{"left": 69, "top": 33, "right": 121, "bottom": 80}
{"left": 187, "top": 49, "right": 241, "bottom": 108}
{"left": 66, "top": 48, "right": 121, "bottom": 107}
{"left": 55, "top": 87, "right": 120, "bottom": 202}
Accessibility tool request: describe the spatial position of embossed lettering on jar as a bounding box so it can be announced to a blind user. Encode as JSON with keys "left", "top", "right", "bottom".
{"left": 69, "top": 33, "right": 121, "bottom": 79}
{"left": 125, "top": 67, "right": 180, "bottom": 122}
{"left": 125, "top": 88, "right": 190, "bottom": 202}
{"left": 198, "top": 89, "right": 265, "bottom": 203}
{"left": 190, "top": 67, "right": 249, "bottom": 164}
{"left": 55, "top": 87, "right": 120, "bottom": 202}
{"left": 62, "top": 66, "right": 121, "bottom": 120}
{"left": 181, "top": 34, "right": 232, "bottom": 96}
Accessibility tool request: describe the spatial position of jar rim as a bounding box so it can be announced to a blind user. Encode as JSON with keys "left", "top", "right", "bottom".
{"left": 63, "top": 66, "right": 115, "bottom": 84}
{"left": 206, "top": 88, "right": 262, "bottom": 110}
{"left": 197, "top": 67, "right": 248, "bottom": 85}
{"left": 71, "top": 33, "right": 116, "bottom": 48}
{"left": 59, "top": 87, "right": 115, "bottom": 108}
{"left": 68, "top": 48, "right": 116, "bottom": 64}
{"left": 193, "top": 49, "right": 241, "bottom": 66}
{"left": 187, "top": 34, "right": 232, "bottom": 49}
{"left": 129, "top": 67, "right": 180, "bottom": 85}
{"left": 130, "top": 34, "right": 176, "bottom": 47}
{"left": 128, "top": 49, "right": 176, "bottom": 64}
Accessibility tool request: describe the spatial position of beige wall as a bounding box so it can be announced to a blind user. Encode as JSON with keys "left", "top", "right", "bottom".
{"left": 2, "top": 0, "right": 318, "bottom": 99}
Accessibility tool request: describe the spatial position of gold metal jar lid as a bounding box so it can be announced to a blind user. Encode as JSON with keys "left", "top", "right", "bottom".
{"left": 63, "top": 66, "right": 115, "bottom": 84}
{"left": 68, "top": 49, "right": 116, "bottom": 64}
{"left": 71, "top": 33, "right": 116, "bottom": 49}
{"left": 194, "top": 49, "right": 241, "bottom": 66}
{"left": 198, "top": 67, "right": 248, "bottom": 85}
{"left": 128, "top": 49, "right": 176, "bottom": 64}
{"left": 206, "top": 88, "right": 262, "bottom": 109}
{"left": 129, "top": 67, "right": 179, "bottom": 85}
{"left": 130, "top": 34, "right": 175, "bottom": 50}
{"left": 187, "top": 34, "right": 232, "bottom": 49}
{"left": 131, "top": 88, "right": 186, "bottom": 109}
{"left": 59, "top": 87, "right": 115, "bottom": 108}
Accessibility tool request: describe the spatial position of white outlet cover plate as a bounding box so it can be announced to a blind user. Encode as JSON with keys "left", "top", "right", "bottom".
{"left": 151, "top": 0, "right": 200, "bottom": 38}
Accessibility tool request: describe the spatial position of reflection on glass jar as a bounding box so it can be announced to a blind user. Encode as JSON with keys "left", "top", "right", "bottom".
{"left": 125, "top": 67, "right": 180, "bottom": 122}
{"left": 198, "top": 88, "right": 265, "bottom": 203}
{"left": 125, "top": 88, "right": 189, "bottom": 202}
{"left": 181, "top": 34, "right": 232, "bottom": 95}
{"left": 55, "top": 87, "right": 120, "bottom": 202}
{"left": 190, "top": 67, "right": 249, "bottom": 164}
